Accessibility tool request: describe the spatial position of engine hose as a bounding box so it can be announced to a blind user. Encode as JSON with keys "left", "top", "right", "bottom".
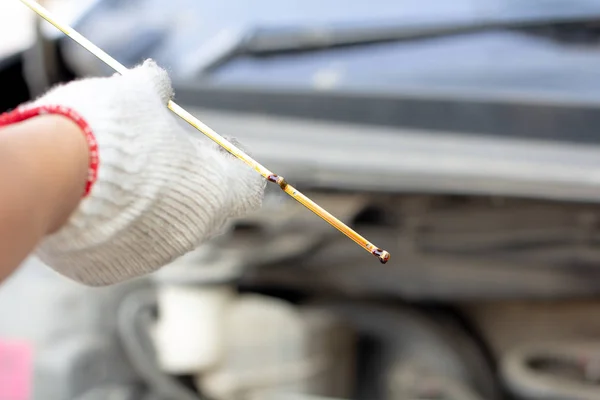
{"left": 312, "top": 301, "right": 496, "bottom": 400}
{"left": 501, "top": 342, "right": 600, "bottom": 400}
{"left": 117, "top": 288, "right": 204, "bottom": 400}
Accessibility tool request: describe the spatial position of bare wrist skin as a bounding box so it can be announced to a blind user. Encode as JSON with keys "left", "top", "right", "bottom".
{"left": 0, "top": 114, "right": 89, "bottom": 280}
{"left": 34, "top": 115, "right": 91, "bottom": 233}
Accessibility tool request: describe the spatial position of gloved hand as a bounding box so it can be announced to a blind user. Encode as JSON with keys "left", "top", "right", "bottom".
{"left": 25, "top": 60, "right": 266, "bottom": 286}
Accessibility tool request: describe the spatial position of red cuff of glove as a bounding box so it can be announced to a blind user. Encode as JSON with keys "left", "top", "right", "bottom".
{"left": 0, "top": 105, "right": 99, "bottom": 197}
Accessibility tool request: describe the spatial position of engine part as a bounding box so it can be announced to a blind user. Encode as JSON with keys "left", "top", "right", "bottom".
{"left": 117, "top": 288, "right": 203, "bottom": 400}
{"left": 501, "top": 341, "right": 600, "bottom": 400}
{"left": 154, "top": 284, "right": 236, "bottom": 374}
{"left": 72, "top": 385, "right": 143, "bottom": 400}
{"left": 243, "top": 195, "right": 600, "bottom": 300}
{"left": 117, "top": 284, "right": 356, "bottom": 400}
{"left": 312, "top": 301, "right": 499, "bottom": 400}
{"left": 197, "top": 296, "right": 356, "bottom": 400}
{"left": 33, "top": 335, "right": 138, "bottom": 400}
{"left": 462, "top": 300, "right": 600, "bottom": 357}
{"left": 389, "top": 367, "right": 487, "bottom": 400}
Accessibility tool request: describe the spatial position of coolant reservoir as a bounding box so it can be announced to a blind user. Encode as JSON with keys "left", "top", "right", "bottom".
{"left": 152, "top": 244, "right": 241, "bottom": 375}
{"left": 154, "top": 284, "right": 235, "bottom": 374}
{"left": 197, "top": 295, "right": 356, "bottom": 400}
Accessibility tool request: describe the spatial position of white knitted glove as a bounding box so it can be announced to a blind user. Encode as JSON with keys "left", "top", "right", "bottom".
{"left": 27, "top": 60, "right": 266, "bottom": 286}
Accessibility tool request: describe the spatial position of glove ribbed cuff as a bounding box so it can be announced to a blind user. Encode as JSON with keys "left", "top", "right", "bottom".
{"left": 0, "top": 104, "right": 99, "bottom": 197}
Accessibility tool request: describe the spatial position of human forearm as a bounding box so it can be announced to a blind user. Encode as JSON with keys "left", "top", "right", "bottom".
{"left": 0, "top": 61, "right": 264, "bottom": 287}
{"left": 0, "top": 115, "right": 89, "bottom": 280}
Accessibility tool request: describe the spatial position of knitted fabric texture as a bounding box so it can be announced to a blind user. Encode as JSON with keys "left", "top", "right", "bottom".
{"left": 29, "top": 60, "right": 266, "bottom": 286}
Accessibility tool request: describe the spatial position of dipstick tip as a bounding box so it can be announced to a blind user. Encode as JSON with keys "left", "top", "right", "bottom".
{"left": 373, "top": 249, "right": 391, "bottom": 264}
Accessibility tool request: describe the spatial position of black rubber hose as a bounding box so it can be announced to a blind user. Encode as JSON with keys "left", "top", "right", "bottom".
{"left": 117, "top": 288, "right": 203, "bottom": 400}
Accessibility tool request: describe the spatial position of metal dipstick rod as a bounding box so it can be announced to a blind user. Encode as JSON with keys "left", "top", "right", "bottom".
{"left": 18, "top": 0, "right": 391, "bottom": 264}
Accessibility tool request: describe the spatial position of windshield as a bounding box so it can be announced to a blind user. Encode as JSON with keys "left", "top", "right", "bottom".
{"left": 64, "top": 0, "right": 600, "bottom": 99}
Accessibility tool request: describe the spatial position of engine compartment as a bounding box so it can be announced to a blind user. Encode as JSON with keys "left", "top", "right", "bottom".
{"left": 2, "top": 2, "right": 600, "bottom": 397}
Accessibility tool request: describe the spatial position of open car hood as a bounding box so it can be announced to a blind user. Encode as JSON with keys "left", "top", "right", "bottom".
{"left": 182, "top": 105, "right": 600, "bottom": 203}
{"left": 51, "top": 0, "right": 600, "bottom": 203}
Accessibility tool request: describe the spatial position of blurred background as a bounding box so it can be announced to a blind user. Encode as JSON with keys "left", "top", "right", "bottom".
{"left": 1, "top": 0, "right": 600, "bottom": 399}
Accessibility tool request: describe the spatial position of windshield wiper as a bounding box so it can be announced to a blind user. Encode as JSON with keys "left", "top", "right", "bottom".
{"left": 240, "top": 13, "right": 600, "bottom": 55}
{"left": 195, "top": 12, "right": 600, "bottom": 74}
